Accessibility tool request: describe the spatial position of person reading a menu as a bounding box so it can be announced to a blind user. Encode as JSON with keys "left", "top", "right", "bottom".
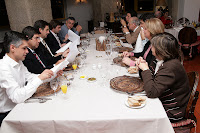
{"left": 59, "top": 17, "right": 82, "bottom": 43}
{"left": 0, "top": 31, "right": 62, "bottom": 126}
{"left": 135, "top": 33, "right": 190, "bottom": 122}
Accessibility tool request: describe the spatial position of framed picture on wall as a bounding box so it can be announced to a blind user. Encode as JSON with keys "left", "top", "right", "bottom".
{"left": 134, "top": 0, "right": 155, "bottom": 12}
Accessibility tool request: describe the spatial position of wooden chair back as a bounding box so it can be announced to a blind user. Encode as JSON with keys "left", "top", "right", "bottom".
{"left": 178, "top": 27, "right": 197, "bottom": 45}
{"left": 185, "top": 71, "right": 199, "bottom": 119}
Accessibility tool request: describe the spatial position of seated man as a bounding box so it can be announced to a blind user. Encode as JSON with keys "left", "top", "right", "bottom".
{"left": 22, "top": 26, "right": 52, "bottom": 74}
{"left": 59, "top": 17, "right": 82, "bottom": 43}
{"left": 120, "top": 9, "right": 137, "bottom": 28}
{"left": 122, "top": 17, "right": 141, "bottom": 46}
{"left": 34, "top": 20, "right": 64, "bottom": 68}
{"left": 0, "top": 31, "right": 55, "bottom": 126}
{"left": 45, "top": 20, "right": 69, "bottom": 55}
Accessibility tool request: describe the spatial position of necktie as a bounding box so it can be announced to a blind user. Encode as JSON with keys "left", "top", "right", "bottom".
{"left": 33, "top": 51, "right": 46, "bottom": 68}
{"left": 42, "top": 40, "right": 54, "bottom": 57}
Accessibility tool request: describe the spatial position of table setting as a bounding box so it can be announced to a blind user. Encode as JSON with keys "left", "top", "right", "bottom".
{"left": 0, "top": 32, "right": 174, "bottom": 133}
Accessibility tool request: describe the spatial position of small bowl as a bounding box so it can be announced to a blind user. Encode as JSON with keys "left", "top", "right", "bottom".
{"left": 87, "top": 77, "right": 97, "bottom": 82}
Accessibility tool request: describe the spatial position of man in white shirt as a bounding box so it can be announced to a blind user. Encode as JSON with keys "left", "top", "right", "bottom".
{"left": 0, "top": 31, "right": 55, "bottom": 126}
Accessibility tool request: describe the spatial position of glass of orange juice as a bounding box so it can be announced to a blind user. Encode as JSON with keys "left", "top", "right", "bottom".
{"left": 72, "top": 60, "right": 78, "bottom": 73}
{"left": 60, "top": 81, "right": 68, "bottom": 99}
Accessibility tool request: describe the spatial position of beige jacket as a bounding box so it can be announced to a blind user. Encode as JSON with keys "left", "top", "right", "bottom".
{"left": 125, "top": 26, "right": 141, "bottom": 46}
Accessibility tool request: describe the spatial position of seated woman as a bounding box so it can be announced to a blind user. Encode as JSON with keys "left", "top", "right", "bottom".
{"left": 135, "top": 33, "right": 190, "bottom": 123}
{"left": 160, "top": 10, "right": 173, "bottom": 28}
{"left": 122, "top": 18, "right": 165, "bottom": 67}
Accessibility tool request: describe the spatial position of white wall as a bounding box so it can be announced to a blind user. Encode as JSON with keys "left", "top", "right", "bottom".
{"left": 183, "top": 0, "right": 200, "bottom": 22}
{"left": 65, "top": 0, "right": 93, "bottom": 33}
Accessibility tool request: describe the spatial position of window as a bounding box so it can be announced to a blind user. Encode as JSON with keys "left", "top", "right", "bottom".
{"left": 51, "top": 0, "right": 65, "bottom": 19}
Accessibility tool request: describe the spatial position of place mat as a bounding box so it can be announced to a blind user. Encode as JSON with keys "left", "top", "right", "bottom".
{"left": 110, "top": 75, "right": 144, "bottom": 94}
{"left": 113, "top": 56, "right": 136, "bottom": 67}
{"left": 114, "top": 33, "right": 124, "bottom": 37}
{"left": 113, "top": 47, "right": 133, "bottom": 53}
{"left": 32, "top": 82, "right": 60, "bottom": 97}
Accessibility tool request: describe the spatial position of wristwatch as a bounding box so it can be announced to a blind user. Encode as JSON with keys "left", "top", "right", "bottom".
{"left": 125, "top": 32, "right": 130, "bottom": 35}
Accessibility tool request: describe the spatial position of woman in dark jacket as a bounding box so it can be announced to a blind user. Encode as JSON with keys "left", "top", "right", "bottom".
{"left": 136, "top": 33, "right": 190, "bottom": 123}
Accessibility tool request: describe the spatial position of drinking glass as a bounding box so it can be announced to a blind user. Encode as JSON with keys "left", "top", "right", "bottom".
{"left": 50, "top": 78, "right": 58, "bottom": 96}
{"left": 105, "top": 44, "right": 112, "bottom": 61}
{"left": 60, "top": 80, "right": 68, "bottom": 99}
{"left": 72, "top": 60, "right": 78, "bottom": 74}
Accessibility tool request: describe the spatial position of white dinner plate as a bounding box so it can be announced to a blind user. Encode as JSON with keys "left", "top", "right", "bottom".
{"left": 125, "top": 97, "right": 147, "bottom": 109}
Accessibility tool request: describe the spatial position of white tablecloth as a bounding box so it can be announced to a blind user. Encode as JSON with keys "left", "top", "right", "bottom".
{"left": 165, "top": 27, "right": 200, "bottom": 40}
{"left": 0, "top": 36, "right": 174, "bottom": 133}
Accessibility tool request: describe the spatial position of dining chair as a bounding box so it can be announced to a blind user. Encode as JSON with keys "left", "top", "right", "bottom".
{"left": 177, "top": 17, "right": 190, "bottom": 26}
{"left": 178, "top": 27, "right": 200, "bottom": 60}
{"left": 172, "top": 71, "right": 199, "bottom": 133}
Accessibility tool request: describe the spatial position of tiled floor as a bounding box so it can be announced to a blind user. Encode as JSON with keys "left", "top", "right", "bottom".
{"left": 183, "top": 54, "right": 200, "bottom": 133}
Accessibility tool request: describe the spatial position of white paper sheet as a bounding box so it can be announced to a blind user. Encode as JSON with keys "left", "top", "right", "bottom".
{"left": 55, "top": 42, "right": 72, "bottom": 53}
{"left": 65, "top": 41, "right": 80, "bottom": 63}
{"left": 68, "top": 29, "right": 80, "bottom": 42}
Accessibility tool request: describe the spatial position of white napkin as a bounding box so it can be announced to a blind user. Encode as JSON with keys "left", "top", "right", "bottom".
{"left": 55, "top": 42, "right": 72, "bottom": 53}
{"left": 99, "top": 36, "right": 106, "bottom": 44}
{"left": 133, "top": 33, "right": 144, "bottom": 53}
{"left": 68, "top": 29, "right": 80, "bottom": 42}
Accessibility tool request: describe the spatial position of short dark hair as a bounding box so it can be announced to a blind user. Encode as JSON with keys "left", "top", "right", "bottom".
{"left": 139, "top": 13, "right": 155, "bottom": 22}
{"left": 3, "top": 31, "right": 27, "bottom": 53}
{"left": 127, "top": 9, "right": 137, "bottom": 17}
{"left": 49, "top": 20, "right": 62, "bottom": 30}
{"left": 151, "top": 32, "right": 180, "bottom": 61}
{"left": 22, "top": 26, "right": 39, "bottom": 40}
{"left": 66, "top": 17, "right": 76, "bottom": 21}
{"left": 33, "top": 20, "right": 49, "bottom": 33}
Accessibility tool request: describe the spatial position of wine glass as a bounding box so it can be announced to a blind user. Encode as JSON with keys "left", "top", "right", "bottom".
{"left": 105, "top": 44, "right": 112, "bottom": 61}
{"left": 50, "top": 78, "right": 58, "bottom": 97}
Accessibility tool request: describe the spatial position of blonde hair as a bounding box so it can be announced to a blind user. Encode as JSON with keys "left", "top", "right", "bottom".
{"left": 145, "top": 18, "right": 165, "bottom": 37}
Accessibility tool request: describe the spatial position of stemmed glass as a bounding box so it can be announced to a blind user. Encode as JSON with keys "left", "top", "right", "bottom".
{"left": 50, "top": 78, "right": 58, "bottom": 97}
{"left": 105, "top": 43, "right": 112, "bottom": 61}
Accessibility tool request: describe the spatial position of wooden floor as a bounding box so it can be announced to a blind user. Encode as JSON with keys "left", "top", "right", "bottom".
{"left": 183, "top": 54, "right": 200, "bottom": 133}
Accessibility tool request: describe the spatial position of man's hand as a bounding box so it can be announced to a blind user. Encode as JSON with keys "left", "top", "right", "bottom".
{"left": 38, "top": 69, "right": 54, "bottom": 80}
{"left": 63, "top": 34, "right": 69, "bottom": 42}
{"left": 55, "top": 59, "right": 65, "bottom": 65}
{"left": 140, "top": 29, "right": 145, "bottom": 40}
{"left": 122, "top": 27, "right": 129, "bottom": 33}
{"left": 120, "top": 19, "right": 126, "bottom": 27}
{"left": 76, "top": 25, "right": 82, "bottom": 32}
{"left": 56, "top": 70, "right": 63, "bottom": 78}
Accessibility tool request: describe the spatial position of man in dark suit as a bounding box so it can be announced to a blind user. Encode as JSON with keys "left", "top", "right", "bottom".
{"left": 45, "top": 20, "right": 68, "bottom": 55}
{"left": 22, "top": 26, "right": 47, "bottom": 74}
{"left": 33, "top": 20, "right": 64, "bottom": 69}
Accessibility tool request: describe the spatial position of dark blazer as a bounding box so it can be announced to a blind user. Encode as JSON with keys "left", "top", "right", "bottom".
{"left": 35, "top": 42, "right": 61, "bottom": 69}
{"left": 23, "top": 49, "right": 45, "bottom": 74}
{"left": 45, "top": 32, "right": 61, "bottom": 55}
{"left": 134, "top": 41, "right": 155, "bottom": 65}
{"left": 141, "top": 59, "right": 190, "bottom": 123}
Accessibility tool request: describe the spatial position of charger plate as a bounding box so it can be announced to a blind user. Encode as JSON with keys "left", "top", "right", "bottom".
{"left": 110, "top": 75, "right": 144, "bottom": 94}
{"left": 32, "top": 82, "right": 60, "bottom": 97}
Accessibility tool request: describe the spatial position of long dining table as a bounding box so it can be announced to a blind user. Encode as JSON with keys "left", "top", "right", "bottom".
{"left": 0, "top": 34, "right": 175, "bottom": 133}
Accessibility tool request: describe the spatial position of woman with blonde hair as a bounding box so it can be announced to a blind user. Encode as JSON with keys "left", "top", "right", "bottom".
{"left": 136, "top": 32, "right": 190, "bottom": 122}
{"left": 122, "top": 18, "right": 165, "bottom": 66}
